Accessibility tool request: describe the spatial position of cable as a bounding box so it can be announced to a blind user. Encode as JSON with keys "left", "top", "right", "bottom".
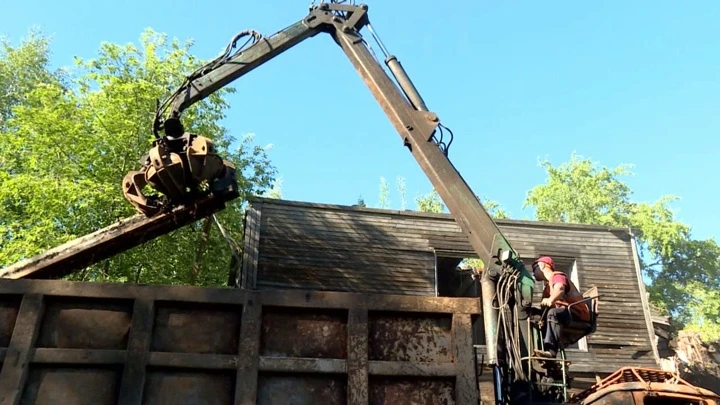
{"left": 492, "top": 266, "right": 528, "bottom": 383}
{"left": 211, "top": 214, "right": 243, "bottom": 285}
{"left": 153, "top": 30, "right": 263, "bottom": 138}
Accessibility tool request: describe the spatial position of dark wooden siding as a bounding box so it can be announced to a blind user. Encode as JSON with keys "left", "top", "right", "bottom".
{"left": 243, "top": 197, "right": 659, "bottom": 378}
{"left": 245, "top": 200, "right": 438, "bottom": 296}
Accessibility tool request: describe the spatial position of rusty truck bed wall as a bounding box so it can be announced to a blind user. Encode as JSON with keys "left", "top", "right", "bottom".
{"left": 0, "top": 278, "right": 480, "bottom": 405}
{"left": 242, "top": 197, "right": 660, "bottom": 392}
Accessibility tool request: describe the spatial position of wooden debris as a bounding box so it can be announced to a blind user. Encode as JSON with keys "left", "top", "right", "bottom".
{"left": 0, "top": 193, "right": 238, "bottom": 280}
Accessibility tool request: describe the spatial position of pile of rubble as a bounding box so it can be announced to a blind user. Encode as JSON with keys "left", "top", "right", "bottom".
{"left": 660, "top": 330, "right": 720, "bottom": 393}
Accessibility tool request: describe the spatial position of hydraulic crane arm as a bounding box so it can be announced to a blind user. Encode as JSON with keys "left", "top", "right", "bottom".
{"left": 125, "top": 2, "right": 536, "bottom": 403}
{"left": 154, "top": 2, "right": 516, "bottom": 270}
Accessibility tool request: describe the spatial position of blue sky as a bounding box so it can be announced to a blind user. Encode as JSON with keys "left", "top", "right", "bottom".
{"left": 4, "top": 0, "right": 719, "bottom": 242}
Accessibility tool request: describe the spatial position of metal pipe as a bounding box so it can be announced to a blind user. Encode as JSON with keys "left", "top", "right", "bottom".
{"left": 384, "top": 55, "right": 428, "bottom": 111}
{"left": 482, "top": 266, "right": 503, "bottom": 401}
{"left": 493, "top": 366, "right": 504, "bottom": 404}
{"left": 365, "top": 22, "right": 428, "bottom": 111}
{"left": 365, "top": 22, "right": 390, "bottom": 57}
{"left": 481, "top": 267, "right": 500, "bottom": 365}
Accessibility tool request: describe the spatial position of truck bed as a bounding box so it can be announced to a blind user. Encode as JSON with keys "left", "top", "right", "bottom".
{"left": 0, "top": 278, "right": 481, "bottom": 405}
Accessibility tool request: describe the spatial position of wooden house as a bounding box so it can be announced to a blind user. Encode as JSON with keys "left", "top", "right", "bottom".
{"left": 237, "top": 196, "right": 660, "bottom": 396}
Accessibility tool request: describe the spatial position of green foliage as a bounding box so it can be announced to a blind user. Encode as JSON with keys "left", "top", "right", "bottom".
{"left": 482, "top": 199, "right": 510, "bottom": 219}
{"left": 0, "top": 29, "right": 276, "bottom": 286}
{"left": 415, "top": 189, "right": 444, "bottom": 213}
{"left": 524, "top": 152, "right": 719, "bottom": 340}
{"left": 263, "top": 177, "right": 283, "bottom": 199}
{"left": 377, "top": 176, "right": 390, "bottom": 209}
{"left": 414, "top": 188, "right": 508, "bottom": 220}
{"left": 680, "top": 280, "right": 720, "bottom": 342}
{"left": 0, "top": 30, "right": 66, "bottom": 130}
{"left": 396, "top": 176, "right": 407, "bottom": 210}
{"left": 524, "top": 153, "right": 638, "bottom": 226}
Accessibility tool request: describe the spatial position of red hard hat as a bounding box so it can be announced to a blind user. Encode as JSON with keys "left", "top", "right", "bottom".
{"left": 534, "top": 256, "right": 555, "bottom": 269}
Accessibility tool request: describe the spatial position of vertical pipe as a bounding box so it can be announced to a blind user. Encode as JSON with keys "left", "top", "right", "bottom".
{"left": 481, "top": 268, "right": 500, "bottom": 365}
{"left": 384, "top": 56, "right": 429, "bottom": 111}
{"left": 365, "top": 22, "right": 428, "bottom": 111}
{"left": 481, "top": 267, "right": 502, "bottom": 402}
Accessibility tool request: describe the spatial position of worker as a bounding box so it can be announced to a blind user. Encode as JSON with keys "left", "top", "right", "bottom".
{"left": 531, "top": 256, "right": 590, "bottom": 358}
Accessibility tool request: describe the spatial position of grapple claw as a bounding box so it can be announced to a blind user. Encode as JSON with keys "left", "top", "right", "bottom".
{"left": 122, "top": 170, "right": 162, "bottom": 217}
{"left": 122, "top": 132, "right": 238, "bottom": 217}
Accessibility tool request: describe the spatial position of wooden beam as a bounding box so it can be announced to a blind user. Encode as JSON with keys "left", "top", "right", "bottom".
{"left": 234, "top": 293, "right": 262, "bottom": 405}
{"left": 368, "top": 361, "right": 456, "bottom": 377}
{"left": 117, "top": 298, "right": 155, "bottom": 405}
{"left": 0, "top": 193, "right": 238, "bottom": 280}
{"left": 258, "top": 358, "right": 347, "bottom": 374}
{"left": 347, "top": 308, "right": 369, "bottom": 403}
{"left": 0, "top": 294, "right": 45, "bottom": 405}
{"left": 453, "top": 313, "right": 479, "bottom": 405}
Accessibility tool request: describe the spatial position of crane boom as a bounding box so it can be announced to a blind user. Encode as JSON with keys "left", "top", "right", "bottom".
{"left": 128, "top": 3, "right": 535, "bottom": 402}
{"left": 155, "top": 2, "right": 516, "bottom": 271}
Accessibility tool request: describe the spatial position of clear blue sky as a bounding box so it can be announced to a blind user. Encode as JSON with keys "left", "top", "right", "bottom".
{"left": 4, "top": 0, "right": 719, "bottom": 241}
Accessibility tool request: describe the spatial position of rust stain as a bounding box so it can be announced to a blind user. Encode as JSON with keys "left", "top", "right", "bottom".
{"left": 143, "top": 370, "right": 235, "bottom": 405}
{"left": 260, "top": 307, "right": 347, "bottom": 359}
{"left": 22, "top": 366, "right": 122, "bottom": 405}
{"left": 258, "top": 373, "right": 347, "bottom": 404}
{"left": 36, "top": 301, "right": 132, "bottom": 350}
{"left": 151, "top": 305, "right": 241, "bottom": 354}
{"left": 0, "top": 297, "right": 21, "bottom": 347}
{"left": 369, "top": 377, "right": 455, "bottom": 405}
{"left": 369, "top": 313, "right": 452, "bottom": 362}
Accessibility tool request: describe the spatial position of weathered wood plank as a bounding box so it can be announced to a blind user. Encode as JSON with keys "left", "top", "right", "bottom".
{"left": 248, "top": 207, "right": 261, "bottom": 290}
{"left": 0, "top": 294, "right": 44, "bottom": 405}
{"left": 367, "top": 361, "right": 456, "bottom": 376}
{"left": 260, "top": 290, "right": 481, "bottom": 314}
{"left": 149, "top": 352, "right": 238, "bottom": 369}
{"left": 256, "top": 281, "right": 434, "bottom": 297}
{"left": 235, "top": 293, "right": 262, "bottom": 405}
{"left": 32, "top": 348, "right": 126, "bottom": 365}
{"left": 117, "top": 298, "right": 154, "bottom": 405}
{"left": 453, "top": 313, "right": 478, "bottom": 405}
{"left": 0, "top": 278, "right": 250, "bottom": 304}
{"left": 347, "top": 307, "right": 369, "bottom": 404}
{"left": 257, "top": 200, "right": 630, "bottom": 234}
{"left": 258, "top": 357, "right": 346, "bottom": 373}
{"left": 240, "top": 208, "right": 256, "bottom": 288}
{"left": 1, "top": 193, "right": 238, "bottom": 280}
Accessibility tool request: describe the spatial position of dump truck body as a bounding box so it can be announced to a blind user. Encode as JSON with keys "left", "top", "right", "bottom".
{"left": 2, "top": 278, "right": 716, "bottom": 404}
{"left": 0, "top": 278, "right": 481, "bottom": 405}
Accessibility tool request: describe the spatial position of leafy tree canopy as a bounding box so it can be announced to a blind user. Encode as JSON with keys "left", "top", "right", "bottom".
{"left": 0, "top": 29, "right": 276, "bottom": 286}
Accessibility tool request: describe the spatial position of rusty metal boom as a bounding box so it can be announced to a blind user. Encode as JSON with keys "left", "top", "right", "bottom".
{"left": 155, "top": 2, "right": 517, "bottom": 284}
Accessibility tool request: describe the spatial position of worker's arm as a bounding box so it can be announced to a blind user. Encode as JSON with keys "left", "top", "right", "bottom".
{"left": 541, "top": 275, "right": 568, "bottom": 307}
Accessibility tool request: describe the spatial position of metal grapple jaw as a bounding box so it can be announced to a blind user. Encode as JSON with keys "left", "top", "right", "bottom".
{"left": 122, "top": 132, "right": 238, "bottom": 217}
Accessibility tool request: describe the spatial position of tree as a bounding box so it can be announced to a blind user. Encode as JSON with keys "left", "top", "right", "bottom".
{"left": 0, "top": 30, "right": 66, "bottom": 131}
{"left": 0, "top": 29, "right": 276, "bottom": 286}
{"left": 377, "top": 176, "right": 390, "bottom": 208}
{"left": 524, "top": 152, "right": 719, "bottom": 340}
{"left": 415, "top": 189, "right": 445, "bottom": 214}
{"left": 415, "top": 188, "right": 509, "bottom": 219}
{"left": 263, "top": 177, "right": 283, "bottom": 199}
{"left": 396, "top": 176, "right": 407, "bottom": 210}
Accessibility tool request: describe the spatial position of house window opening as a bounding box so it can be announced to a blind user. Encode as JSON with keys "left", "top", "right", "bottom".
{"left": 435, "top": 256, "right": 483, "bottom": 298}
